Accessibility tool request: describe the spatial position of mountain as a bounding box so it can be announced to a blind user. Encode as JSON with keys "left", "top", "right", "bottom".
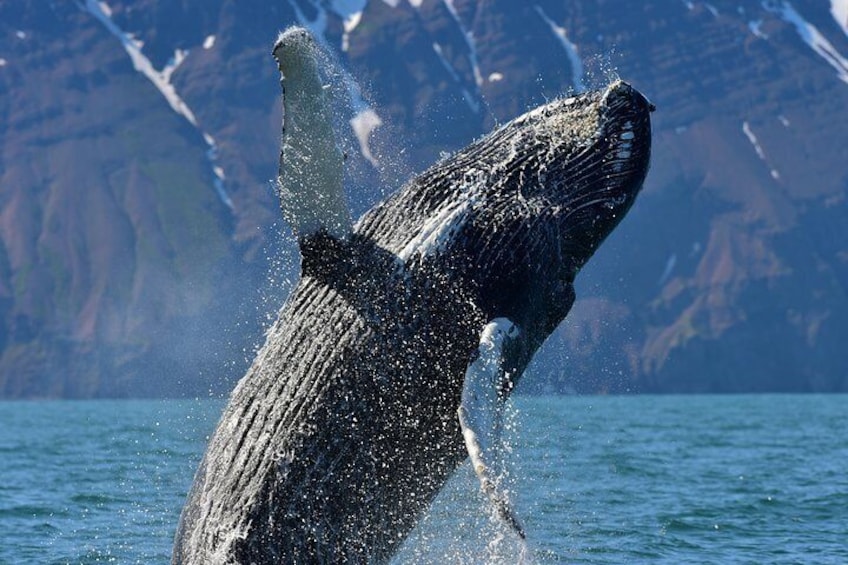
{"left": 0, "top": 0, "right": 846, "bottom": 398}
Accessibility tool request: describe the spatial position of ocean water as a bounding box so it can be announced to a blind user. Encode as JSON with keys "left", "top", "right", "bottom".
{"left": 1, "top": 394, "right": 845, "bottom": 564}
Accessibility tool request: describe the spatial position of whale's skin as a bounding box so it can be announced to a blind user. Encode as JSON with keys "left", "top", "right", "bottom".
{"left": 172, "top": 49, "right": 653, "bottom": 563}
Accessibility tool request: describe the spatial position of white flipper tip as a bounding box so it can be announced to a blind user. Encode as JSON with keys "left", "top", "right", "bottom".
{"left": 273, "top": 26, "right": 316, "bottom": 71}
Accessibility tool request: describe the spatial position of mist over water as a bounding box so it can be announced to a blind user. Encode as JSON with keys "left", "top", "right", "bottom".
{"left": 2, "top": 394, "right": 845, "bottom": 564}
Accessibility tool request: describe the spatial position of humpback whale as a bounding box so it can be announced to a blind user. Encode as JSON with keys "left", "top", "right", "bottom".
{"left": 173, "top": 26, "right": 653, "bottom": 564}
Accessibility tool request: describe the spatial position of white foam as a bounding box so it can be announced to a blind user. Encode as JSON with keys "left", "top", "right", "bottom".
{"left": 535, "top": 7, "right": 586, "bottom": 93}
{"left": 15, "top": 30, "right": 27, "bottom": 40}
{"left": 0, "top": 58, "right": 6, "bottom": 67}
{"left": 203, "top": 34, "right": 216, "bottom": 49}
{"left": 763, "top": 1, "right": 848, "bottom": 84}
{"left": 350, "top": 108, "right": 383, "bottom": 167}
{"left": 488, "top": 72, "right": 504, "bottom": 82}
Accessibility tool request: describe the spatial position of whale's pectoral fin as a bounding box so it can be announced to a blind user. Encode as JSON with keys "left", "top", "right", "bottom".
{"left": 273, "top": 27, "right": 352, "bottom": 245}
{"left": 458, "top": 318, "right": 526, "bottom": 540}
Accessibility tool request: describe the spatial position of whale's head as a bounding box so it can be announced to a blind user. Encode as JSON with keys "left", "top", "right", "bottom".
{"left": 357, "top": 80, "right": 652, "bottom": 335}
{"left": 511, "top": 80, "right": 653, "bottom": 275}
{"left": 437, "top": 80, "right": 653, "bottom": 332}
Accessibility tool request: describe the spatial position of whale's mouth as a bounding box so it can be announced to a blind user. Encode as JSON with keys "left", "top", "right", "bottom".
{"left": 518, "top": 80, "right": 652, "bottom": 194}
{"left": 597, "top": 80, "right": 654, "bottom": 181}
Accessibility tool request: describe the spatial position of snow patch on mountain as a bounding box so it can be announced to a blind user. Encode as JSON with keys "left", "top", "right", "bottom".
{"left": 433, "top": 43, "right": 480, "bottom": 113}
{"left": 763, "top": 1, "right": 848, "bottom": 84}
{"left": 96, "top": 1, "right": 112, "bottom": 16}
{"left": 85, "top": 0, "right": 234, "bottom": 210}
{"left": 85, "top": 1, "right": 195, "bottom": 124}
{"left": 163, "top": 49, "right": 189, "bottom": 83}
{"left": 535, "top": 6, "right": 585, "bottom": 93}
{"left": 326, "top": 0, "right": 367, "bottom": 52}
{"left": 832, "top": 0, "right": 848, "bottom": 37}
{"left": 658, "top": 253, "right": 677, "bottom": 286}
{"left": 742, "top": 121, "right": 780, "bottom": 180}
{"left": 442, "top": 0, "right": 484, "bottom": 88}
{"left": 341, "top": 12, "right": 363, "bottom": 51}
{"left": 749, "top": 19, "right": 768, "bottom": 39}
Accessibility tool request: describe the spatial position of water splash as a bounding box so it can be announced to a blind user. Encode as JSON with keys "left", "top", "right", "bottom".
{"left": 394, "top": 401, "right": 532, "bottom": 564}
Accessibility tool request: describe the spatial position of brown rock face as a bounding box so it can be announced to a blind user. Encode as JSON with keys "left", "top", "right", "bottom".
{"left": 0, "top": 0, "right": 846, "bottom": 396}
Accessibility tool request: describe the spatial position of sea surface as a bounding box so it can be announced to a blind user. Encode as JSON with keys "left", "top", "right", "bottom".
{"left": 1, "top": 394, "right": 845, "bottom": 564}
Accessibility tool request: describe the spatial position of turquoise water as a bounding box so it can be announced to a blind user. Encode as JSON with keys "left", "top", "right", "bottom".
{"left": 1, "top": 395, "right": 846, "bottom": 564}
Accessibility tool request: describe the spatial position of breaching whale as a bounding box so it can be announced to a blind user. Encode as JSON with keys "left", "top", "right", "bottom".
{"left": 173, "top": 26, "right": 653, "bottom": 564}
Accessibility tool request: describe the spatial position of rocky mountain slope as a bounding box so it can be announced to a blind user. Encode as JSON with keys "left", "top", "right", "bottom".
{"left": 0, "top": 0, "right": 845, "bottom": 397}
